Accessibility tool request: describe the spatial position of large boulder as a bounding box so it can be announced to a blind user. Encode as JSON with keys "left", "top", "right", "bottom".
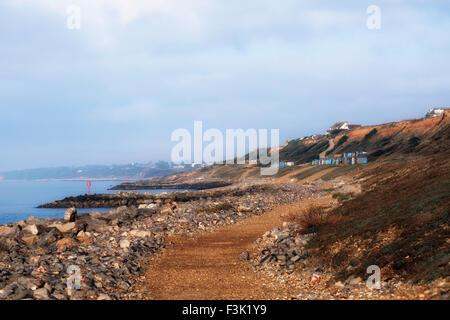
{"left": 50, "top": 222, "right": 76, "bottom": 234}
{"left": 22, "top": 235, "right": 39, "bottom": 246}
{"left": 0, "top": 226, "right": 18, "bottom": 238}
{"left": 64, "top": 208, "right": 77, "bottom": 222}
{"left": 22, "top": 224, "right": 39, "bottom": 236}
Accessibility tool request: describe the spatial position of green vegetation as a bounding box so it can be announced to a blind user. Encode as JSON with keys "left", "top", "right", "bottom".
{"left": 279, "top": 139, "right": 329, "bottom": 164}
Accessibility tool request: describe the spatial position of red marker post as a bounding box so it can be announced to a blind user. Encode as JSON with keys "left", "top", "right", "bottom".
{"left": 87, "top": 181, "right": 92, "bottom": 196}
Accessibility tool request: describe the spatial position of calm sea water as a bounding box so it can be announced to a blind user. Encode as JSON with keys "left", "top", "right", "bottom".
{"left": 0, "top": 180, "right": 180, "bottom": 225}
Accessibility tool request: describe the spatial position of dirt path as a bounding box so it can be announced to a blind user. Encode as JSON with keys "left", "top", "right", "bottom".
{"left": 319, "top": 138, "right": 335, "bottom": 159}
{"left": 138, "top": 204, "right": 304, "bottom": 300}
{"left": 275, "top": 166, "right": 309, "bottom": 182}
{"left": 298, "top": 167, "right": 337, "bottom": 183}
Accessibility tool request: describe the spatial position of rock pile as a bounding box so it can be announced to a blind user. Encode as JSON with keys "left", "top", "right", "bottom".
{"left": 252, "top": 223, "right": 314, "bottom": 272}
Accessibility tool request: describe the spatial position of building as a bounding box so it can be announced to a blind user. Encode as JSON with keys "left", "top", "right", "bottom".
{"left": 312, "top": 151, "right": 367, "bottom": 166}
{"left": 326, "top": 122, "right": 362, "bottom": 135}
{"left": 426, "top": 108, "right": 445, "bottom": 118}
{"left": 286, "top": 162, "right": 295, "bottom": 166}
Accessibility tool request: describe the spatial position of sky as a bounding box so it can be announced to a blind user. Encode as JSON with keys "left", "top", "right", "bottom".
{"left": 1, "top": 0, "right": 449, "bottom": 171}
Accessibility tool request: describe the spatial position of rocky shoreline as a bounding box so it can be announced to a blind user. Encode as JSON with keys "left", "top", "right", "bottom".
{"left": 0, "top": 182, "right": 317, "bottom": 300}
{"left": 37, "top": 184, "right": 264, "bottom": 209}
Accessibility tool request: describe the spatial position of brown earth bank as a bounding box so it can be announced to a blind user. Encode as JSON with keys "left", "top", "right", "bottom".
{"left": 132, "top": 197, "right": 448, "bottom": 300}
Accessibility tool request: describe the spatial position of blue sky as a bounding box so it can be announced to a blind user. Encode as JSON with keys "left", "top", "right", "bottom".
{"left": 1, "top": 0, "right": 449, "bottom": 171}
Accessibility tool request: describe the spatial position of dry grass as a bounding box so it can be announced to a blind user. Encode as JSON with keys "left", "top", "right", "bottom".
{"left": 284, "top": 204, "right": 342, "bottom": 234}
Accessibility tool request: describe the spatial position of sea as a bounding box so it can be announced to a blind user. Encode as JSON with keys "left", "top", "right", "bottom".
{"left": 0, "top": 180, "right": 180, "bottom": 225}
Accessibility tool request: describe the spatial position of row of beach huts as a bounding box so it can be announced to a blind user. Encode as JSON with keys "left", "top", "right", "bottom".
{"left": 312, "top": 152, "right": 368, "bottom": 166}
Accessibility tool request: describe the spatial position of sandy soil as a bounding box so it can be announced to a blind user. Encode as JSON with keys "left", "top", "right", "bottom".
{"left": 137, "top": 203, "right": 307, "bottom": 300}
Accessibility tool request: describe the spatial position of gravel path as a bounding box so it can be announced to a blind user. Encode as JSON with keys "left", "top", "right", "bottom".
{"left": 137, "top": 204, "right": 301, "bottom": 300}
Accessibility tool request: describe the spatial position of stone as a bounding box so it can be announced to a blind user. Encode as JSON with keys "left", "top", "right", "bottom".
{"left": 89, "top": 211, "right": 103, "bottom": 219}
{"left": 310, "top": 273, "right": 321, "bottom": 285}
{"left": 22, "top": 235, "right": 39, "bottom": 246}
{"left": 147, "top": 203, "right": 159, "bottom": 209}
{"left": 12, "top": 288, "right": 33, "bottom": 300}
{"left": 52, "top": 222, "right": 76, "bottom": 234}
{"left": 129, "top": 230, "right": 152, "bottom": 238}
{"left": 160, "top": 206, "right": 173, "bottom": 215}
{"left": 17, "top": 277, "right": 41, "bottom": 291}
{"left": 56, "top": 238, "right": 73, "bottom": 252}
{"left": 119, "top": 239, "right": 130, "bottom": 249}
{"left": 76, "top": 230, "right": 92, "bottom": 244}
{"left": 0, "top": 284, "right": 16, "bottom": 299}
{"left": 348, "top": 276, "right": 362, "bottom": 286}
{"left": 239, "top": 251, "right": 250, "bottom": 261}
{"left": 64, "top": 208, "right": 77, "bottom": 222}
{"left": 290, "top": 255, "right": 301, "bottom": 263}
{"left": 0, "top": 226, "right": 17, "bottom": 238}
{"left": 33, "top": 287, "right": 50, "bottom": 300}
{"left": 97, "top": 293, "right": 112, "bottom": 300}
{"left": 237, "top": 205, "right": 252, "bottom": 212}
{"left": 37, "top": 228, "right": 61, "bottom": 247}
{"left": 22, "top": 224, "right": 39, "bottom": 236}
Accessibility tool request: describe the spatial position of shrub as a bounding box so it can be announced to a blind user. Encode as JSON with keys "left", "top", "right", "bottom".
{"left": 285, "top": 205, "right": 342, "bottom": 234}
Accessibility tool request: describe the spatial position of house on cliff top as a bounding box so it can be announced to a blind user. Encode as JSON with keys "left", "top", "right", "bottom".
{"left": 326, "top": 121, "right": 361, "bottom": 135}
{"left": 426, "top": 108, "right": 445, "bottom": 118}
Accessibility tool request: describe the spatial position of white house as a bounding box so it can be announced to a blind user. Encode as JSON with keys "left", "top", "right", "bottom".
{"left": 426, "top": 108, "right": 445, "bottom": 117}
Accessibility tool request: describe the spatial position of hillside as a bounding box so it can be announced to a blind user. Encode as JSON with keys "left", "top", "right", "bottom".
{"left": 280, "top": 109, "right": 450, "bottom": 163}
{"left": 0, "top": 163, "right": 192, "bottom": 180}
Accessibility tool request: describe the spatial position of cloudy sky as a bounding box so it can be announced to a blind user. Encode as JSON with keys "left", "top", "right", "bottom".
{"left": 1, "top": 0, "right": 449, "bottom": 170}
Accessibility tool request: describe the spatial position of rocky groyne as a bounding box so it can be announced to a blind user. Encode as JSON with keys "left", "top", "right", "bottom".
{"left": 109, "top": 181, "right": 231, "bottom": 191}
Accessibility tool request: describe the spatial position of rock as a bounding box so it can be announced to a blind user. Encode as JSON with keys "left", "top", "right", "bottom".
{"left": 239, "top": 251, "right": 250, "bottom": 261}
{"left": 76, "top": 231, "right": 92, "bottom": 244}
{"left": 0, "top": 284, "right": 16, "bottom": 299}
{"left": 37, "top": 228, "right": 61, "bottom": 247}
{"left": 335, "top": 281, "right": 345, "bottom": 289}
{"left": 310, "top": 273, "right": 321, "bottom": 285}
{"left": 89, "top": 211, "right": 103, "bottom": 219}
{"left": 22, "top": 235, "right": 39, "bottom": 246}
{"left": 64, "top": 208, "right": 77, "bottom": 222}
{"left": 0, "top": 226, "right": 17, "bottom": 238}
{"left": 33, "top": 287, "right": 50, "bottom": 300}
{"left": 147, "top": 203, "right": 159, "bottom": 209}
{"left": 56, "top": 238, "right": 73, "bottom": 252}
{"left": 115, "top": 206, "right": 129, "bottom": 214}
{"left": 97, "top": 293, "right": 112, "bottom": 300}
{"left": 17, "top": 277, "right": 41, "bottom": 291}
{"left": 160, "top": 206, "right": 173, "bottom": 215}
{"left": 290, "top": 255, "right": 301, "bottom": 263}
{"left": 129, "top": 230, "right": 152, "bottom": 238}
{"left": 22, "top": 224, "right": 39, "bottom": 236}
{"left": 119, "top": 239, "right": 130, "bottom": 249}
{"left": 347, "top": 276, "right": 363, "bottom": 286}
{"left": 51, "top": 222, "right": 76, "bottom": 234}
{"left": 11, "top": 288, "right": 33, "bottom": 300}
{"left": 237, "top": 205, "right": 252, "bottom": 212}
